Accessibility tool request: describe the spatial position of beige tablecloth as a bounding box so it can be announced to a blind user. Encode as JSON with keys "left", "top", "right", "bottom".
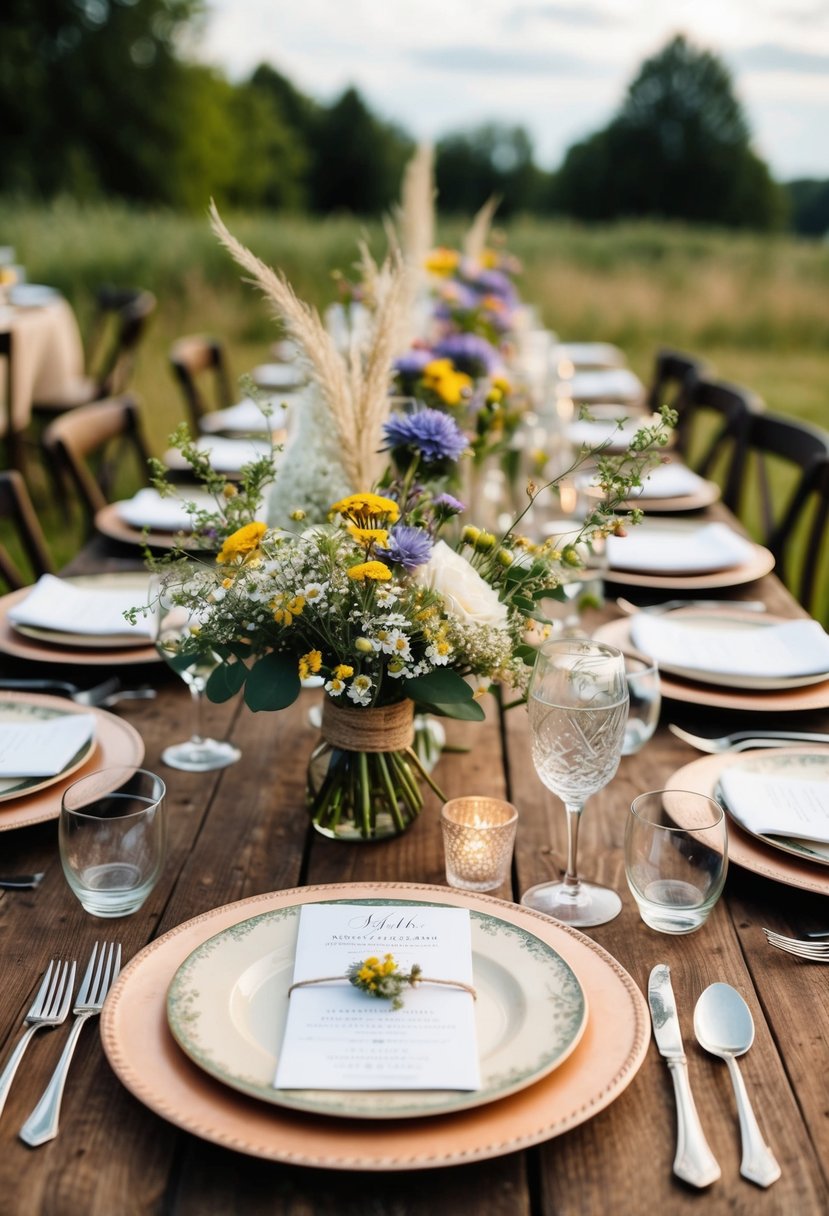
{"left": 0, "top": 298, "right": 84, "bottom": 436}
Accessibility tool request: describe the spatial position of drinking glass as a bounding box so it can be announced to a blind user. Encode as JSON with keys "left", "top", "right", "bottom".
{"left": 625, "top": 790, "right": 728, "bottom": 933}
{"left": 60, "top": 767, "right": 165, "bottom": 917}
{"left": 156, "top": 571, "right": 241, "bottom": 772}
{"left": 622, "top": 653, "right": 661, "bottom": 755}
{"left": 521, "top": 639, "right": 629, "bottom": 926}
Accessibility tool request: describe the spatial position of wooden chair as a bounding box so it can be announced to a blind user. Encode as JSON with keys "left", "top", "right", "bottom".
{"left": 0, "top": 469, "right": 55, "bottom": 590}
{"left": 677, "top": 377, "right": 757, "bottom": 491}
{"left": 41, "top": 395, "right": 152, "bottom": 533}
{"left": 169, "top": 335, "right": 233, "bottom": 432}
{"left": 768, "top": 455, "right": 829, "bottom": 618}
{"left": 645, "top": 349, "right": 705, "bottom": 448}
{"left": 0, "top": 329, "right": 24, "bottom": 475}
{"left": 724, "top": 409, "right": 829, "bottom": 548}
{"left": 32, "top": 288, "right": 156, "bottom": 417}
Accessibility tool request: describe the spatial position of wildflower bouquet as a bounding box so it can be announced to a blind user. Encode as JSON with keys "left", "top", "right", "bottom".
{"left": 143, "top": 203, "right": 674, "bottom": 842}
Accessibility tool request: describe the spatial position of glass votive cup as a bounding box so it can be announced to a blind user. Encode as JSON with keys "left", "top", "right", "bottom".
{"left": 624, "top": 789, "right": 728, "bottom": 934}
{"left": 622, "top": 653, "right": 661, "bottom": 755}
{"left": 59, "top": 766, "right": 166, "bottom": 918}
{"left": 441, "top": 797, "right": 518, "bottom": 893}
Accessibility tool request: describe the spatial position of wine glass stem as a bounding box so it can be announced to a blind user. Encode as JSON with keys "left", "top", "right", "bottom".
{"left": 189, "top": 684, "right": 206, "bottom": 745}
{"left": 563, "top": 801, "right": 584, "bottom": 892}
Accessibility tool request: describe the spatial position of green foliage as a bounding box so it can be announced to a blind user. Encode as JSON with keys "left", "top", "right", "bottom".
{"left": 435, "top": 124, "right": 549, "bottom": 217}
{"left": 308, "top": 87, "right": 413, "bottom": 215}
{"left": 787, "top": 179, "right": 829, "bottom": 237}
{"left": 244, "top": 652, "right": 301, "bottom": 712}
{"left": 552, "top": 34, "right": 787, "bottom": 231}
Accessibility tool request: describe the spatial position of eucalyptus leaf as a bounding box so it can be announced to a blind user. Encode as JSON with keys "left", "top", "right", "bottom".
{"left": 403, "top": 668, "right": 475, "bottom": 704}
{"left": 206, "top": 661, "right": 248, "bottom": 703}
{"left": 244, "top": 652, "right": 301, "bottom": 712}
{"left": 418, "top": 698, "right": 486, "bottom": 722}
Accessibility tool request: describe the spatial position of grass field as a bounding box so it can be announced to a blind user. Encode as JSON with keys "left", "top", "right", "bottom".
{"left": 4, "top": 199, "right": 829, "bottom": 594}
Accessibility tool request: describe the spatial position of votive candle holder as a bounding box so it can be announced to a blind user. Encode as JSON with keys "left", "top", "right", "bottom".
{"left": 441, "top": 796, "right": 518, "bottom": 892}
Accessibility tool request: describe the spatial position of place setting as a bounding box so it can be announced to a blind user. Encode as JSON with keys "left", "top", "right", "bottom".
{"left": 0, "top": 571, "right": 161, "bottom": 666}
{"left": 95, "top": 486, "right": 219, "bottom": 551}
{"left": 100, "top": 878, "right": 650, "bottom": 1170}
{"left": 582, "top": 458, "right": 720, "bottom": 513}
{"left": 602, "top": 518, "right": 775, "bottom": 591}
{"left": 0, "top": 692, "right": 145, "bottom": 833}
{"left": 595, "top": 604, "right": 829, "bottom": 712}
{"left": 665, "top": 744, "right": 829, "bottom": 897}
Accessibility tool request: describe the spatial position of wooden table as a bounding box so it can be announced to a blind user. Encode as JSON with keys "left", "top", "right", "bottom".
{"left": 0, "top": 542, "right": 828, "bottom": 1214}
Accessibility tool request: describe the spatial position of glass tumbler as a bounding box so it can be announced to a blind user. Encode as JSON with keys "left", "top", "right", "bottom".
{"left": 625, "top": 789, "right": 728, "bottom": 934}
{"left": 59, "top": 767, "right": 166, "bottom": 918}
{"left": 622, "top": 654, "right": 661, "bottom": 755}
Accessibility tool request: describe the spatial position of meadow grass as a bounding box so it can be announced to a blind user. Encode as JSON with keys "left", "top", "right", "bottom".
{"left": 3, "top": 198, "right": 828, "bottom": 601}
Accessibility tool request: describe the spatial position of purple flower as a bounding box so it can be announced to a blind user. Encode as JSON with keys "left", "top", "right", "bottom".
{"left": 383, "top": 408, "right": 468, "bottom": 466}
{"left": 376, "top": 525, "right": 434, "bottom": 571}
{"left": 393, "top": 349, "right": 434, "bottom": 377}
{"left": 432, "top": 493, "right": 465, "bottom": 516}
{"left": 433, "top": 333, "right": 501, "bottom": 378}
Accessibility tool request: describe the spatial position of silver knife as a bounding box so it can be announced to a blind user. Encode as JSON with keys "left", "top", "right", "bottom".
{"left": 648, "top": 964, "right": 721, "bottom": 1188}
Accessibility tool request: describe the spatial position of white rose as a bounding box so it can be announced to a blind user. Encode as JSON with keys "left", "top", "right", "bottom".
{"left": 416, "top": 541, "right": 509, "bottom": 630}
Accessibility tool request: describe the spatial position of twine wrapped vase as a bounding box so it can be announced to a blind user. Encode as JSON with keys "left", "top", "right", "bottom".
{"left": 307, "top": 699, "right": 443, "bottom": 842}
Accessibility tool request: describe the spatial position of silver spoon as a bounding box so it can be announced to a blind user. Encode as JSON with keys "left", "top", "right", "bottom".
{"left": 693, "top": 983, "right": 781, "bottom": 1187}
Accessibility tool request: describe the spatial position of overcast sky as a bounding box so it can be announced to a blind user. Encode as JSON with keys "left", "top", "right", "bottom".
{"left": 201, "top": 0, "right": 829, "bottom": 180}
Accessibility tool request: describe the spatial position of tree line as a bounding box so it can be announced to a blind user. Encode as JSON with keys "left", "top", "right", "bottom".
{"left": 2, "top": 2, "right": 826, "bottom": 235}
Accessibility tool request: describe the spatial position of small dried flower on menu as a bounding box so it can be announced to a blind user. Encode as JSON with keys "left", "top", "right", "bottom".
{"left": 130, "top": 203, "right": 675, "bottom": 726}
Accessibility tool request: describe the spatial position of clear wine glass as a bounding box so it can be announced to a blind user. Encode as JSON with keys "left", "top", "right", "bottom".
{"left": 155, "top": 571, "right": 241, "bottom": 772}
{"left": 521, "top": 638, "right": 629, "bottom": 927}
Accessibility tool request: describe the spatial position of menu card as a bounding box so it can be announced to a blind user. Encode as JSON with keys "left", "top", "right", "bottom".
{"left": 0, "top": 713, "right": 94, "bottom": 777}
{"left": 275, "top": 903, "right": 480, "bottom": 1091}
{"left": 720, "top": 765, "right": 829, "bottom": 844}
{"left": 8, "top": 574, "right": 155, "bottom": 639}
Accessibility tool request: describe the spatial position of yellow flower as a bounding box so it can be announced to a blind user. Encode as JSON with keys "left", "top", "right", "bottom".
{"left": 298, "top": 649, "right": 322, "bottom": 680}
{"left": 347, "top": 524, "right": 389, "bottom": 548}
{"left": 216, "top": 521, "right": 267, "bottom": 565}
{"left": 287, "top": 595, "right": 306, "bottom": 616}
{"left": 331, "top": 492, "right": 400, "bottom": 525}
{"left": 273, "top": 607, "right": 293, "bottom": 626}
{"left": 354, "top": 637, "right": 374, "bottom": 654}
{"left": 333, "top": 664, "right": 353, "bottom": 679}
{"left": 424, "top": 247, "right": 459, "bottom": 276}
{"left": 422, "top": 359, "right": 473, "bottom": 407}
{"left": 222, "top": 483, "right": 238, "bottom": 499}
{"left": 347, "top": 561, "right": 393, "bottom": 582}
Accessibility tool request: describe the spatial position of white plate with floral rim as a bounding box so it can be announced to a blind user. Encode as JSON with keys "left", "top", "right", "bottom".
{"left": 0, "top": 696, "right": 97, "bottom": 804}
{"left": 166, "top": 897, "right": 588, "bottom": 1120}
{"left": 716, "top": 750, "right": 829, "bottom": 868}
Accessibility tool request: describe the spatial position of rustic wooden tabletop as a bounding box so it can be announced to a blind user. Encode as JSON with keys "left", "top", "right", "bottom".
{"left": 0, "top": 533, "right": 827, "bottom": 1215}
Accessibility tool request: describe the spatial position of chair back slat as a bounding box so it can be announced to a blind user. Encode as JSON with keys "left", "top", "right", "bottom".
{"left": 169, "top": 335, "right": 232, "bottom": 431}
{"left": 0, "top": 469, "right": 54, "bottom": 590}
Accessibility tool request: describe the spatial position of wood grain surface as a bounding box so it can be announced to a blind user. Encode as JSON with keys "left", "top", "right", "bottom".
{"left": 0, "top": 526, "right": 827, "bottom": 1214}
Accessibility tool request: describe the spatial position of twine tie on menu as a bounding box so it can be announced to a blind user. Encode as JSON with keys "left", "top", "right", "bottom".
{"left": 288, "top": 954, "right": 476, "bottom": 1010}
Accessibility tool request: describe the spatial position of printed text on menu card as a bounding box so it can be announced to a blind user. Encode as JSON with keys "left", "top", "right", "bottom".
{"left": 275, "top": 904, "right": 480, "bottom": 1091}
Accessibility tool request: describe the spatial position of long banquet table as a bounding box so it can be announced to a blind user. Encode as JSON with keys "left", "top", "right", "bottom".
{"left": 0, "top": 523, "right": 828, "bottom": 1214}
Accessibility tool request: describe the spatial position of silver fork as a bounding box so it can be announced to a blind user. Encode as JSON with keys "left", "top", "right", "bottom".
{"left": 763, "top": 930, "right": 829, "bottom": 961}
{"left": 669, "top": 724, "right": 829, "bottom": 753}
{"left": 0, "top": 677, "right": 121, "bottom": 706}
{"left": 19, "top": 942, "right": 121, "bottom": 1147}
{"left": 0, "top": 960, "right": 76, "bottom": 1118}
{"left": 615, "top": 597, "right": 767, "bottom": 617}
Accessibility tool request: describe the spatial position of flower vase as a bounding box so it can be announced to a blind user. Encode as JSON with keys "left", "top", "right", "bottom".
{"left": 307, "top": 699, "right": 444, "bottom": 842}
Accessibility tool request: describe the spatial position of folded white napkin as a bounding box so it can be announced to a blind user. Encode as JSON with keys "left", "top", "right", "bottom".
{"left": 0, "top": 713, "right": 95, "bottom": 778}
{"left": 606, "top": 523, "right": 754, "bottom": 574}
{"left": 199, "top": 397, "right": 291, "bottom": 435}
{"left": 8, "top": 574, "right": 155, "bottom": 639}
{"left": 564, "top": 369, "right": 644, "bottom": 402}
{"left": 631, "top": 614, "right": 829, "bottom": 678}
{"left": 720, "top": 764, "right": 829, "bottom": 845}
{"left": 628, "top": 463, "right": 706, "bottom": 499}
{"left": 567, "top": 415, "right": 648, "bottom": 451}
{"left": 553, "top": 342, "right": 625, "bottom": 370}
{"left": 115, "top": 487, "right": 217, "bottom": 531}
{"left": 250, "top": 362, "right": 307, "bottom": 390}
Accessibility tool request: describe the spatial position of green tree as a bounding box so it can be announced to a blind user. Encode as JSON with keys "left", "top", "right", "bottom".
{"left": 308, "top": 87, "right": 413, "bottom": 215}
{"left": 787, "top": 180, "right": 829, "bottom": 237}
{"left": 0, "top": 0, "right": 213, "bottom": 203}
{"left": 552, "top": 34, "right": 786, "bottom": 230}
{"left": 436, "top": 124, "right": 549, "bottom": 216}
